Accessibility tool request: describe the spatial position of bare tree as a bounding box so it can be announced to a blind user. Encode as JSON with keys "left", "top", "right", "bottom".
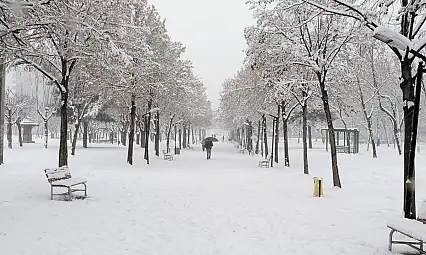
{"left": 5, "top": 89, "right": 33, "bottom": 148}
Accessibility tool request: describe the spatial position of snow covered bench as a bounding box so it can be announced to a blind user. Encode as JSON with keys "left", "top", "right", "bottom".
{"left": 239, "top": 148, "right": 246, "bottom": 154}
{"left": 187, "top": 144, "right": 194, "bottom": 150}
{"left": 336, "top": 145, "right": 350, "bottom": 153}
{"left": 388, "top": 218, "right": 426, "bottom": 253}
{"left": 162, "top": 150, "right": 173, "bottom": 160}
{"left": 44, "top": 166, "right": 87, "bottom": 201}
{"left": 259, "top": 155, "right": 272, "bottom": 168}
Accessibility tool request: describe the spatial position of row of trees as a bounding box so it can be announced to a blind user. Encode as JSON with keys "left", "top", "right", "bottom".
{"left": 0, "top": 1, "right": 212, "bottom": 166}
{"left": 220, "top": 0, "right": 426, "bottom": 219}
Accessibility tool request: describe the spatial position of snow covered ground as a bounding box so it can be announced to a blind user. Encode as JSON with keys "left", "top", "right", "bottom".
{"left": 0, "top": 136, "right": 425, "bottom": 255}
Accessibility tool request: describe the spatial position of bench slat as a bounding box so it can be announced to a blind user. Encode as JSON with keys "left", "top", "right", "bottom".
{"left": 45, "top": 166, "right": 71, "bottom": 182}
{"left": 51, "top": 177, "right": 87, "bottom": 187}
{"left": 388, "top": 218, "right": 426, "bottom": 241}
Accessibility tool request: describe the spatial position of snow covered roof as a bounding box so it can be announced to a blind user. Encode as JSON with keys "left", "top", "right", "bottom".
{"left": 20, "top": 117, "right": 39, "bottom": 127}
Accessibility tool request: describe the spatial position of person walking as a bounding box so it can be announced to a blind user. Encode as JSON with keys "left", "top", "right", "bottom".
{"left": 205, "top": 140, "right": 213, "bottom": 159}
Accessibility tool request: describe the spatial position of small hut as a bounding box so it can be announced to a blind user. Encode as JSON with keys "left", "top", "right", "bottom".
{"left": 321, "top": 128, "right": 360, "bottom": 154}
{"left": 20, "top": 117, "right": 39, "bottom": 143}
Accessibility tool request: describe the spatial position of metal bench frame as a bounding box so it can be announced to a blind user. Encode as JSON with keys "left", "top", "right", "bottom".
{"left": 388, "top": 225, "right": 426, "bottom": 254}
{"left": 162, "top": 150, "right": 173, "bottom": 160}
{"left": 45, "top": 166, "right": 87, "bottom": 201}
{"left": 259, "top": 156, "right": 272, "bottom": 168}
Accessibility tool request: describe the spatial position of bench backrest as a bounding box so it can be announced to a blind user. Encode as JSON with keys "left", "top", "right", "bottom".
{"left": 45, "top": 166, "right": 71, "bottom": 182}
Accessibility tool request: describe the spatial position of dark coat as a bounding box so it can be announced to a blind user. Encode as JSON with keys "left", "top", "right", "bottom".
{"left": 205, "top": 140, "right": 213, "bottom": 149}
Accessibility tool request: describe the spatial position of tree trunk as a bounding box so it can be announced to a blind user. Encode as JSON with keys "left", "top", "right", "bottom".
{"left": 358, "top": 80, "right": 377, "bottom": 158}
{"left": 274, "top": 106, "right": 280, "bottom": 163}
{"left": 0, "top": 60, "right": 5, "bottom": 164}
{"left": 43, "top": 120, "right": 49, "bottom": 148}
{"left": 7, "top": 113, "right": 12, "bottom": 149}
{"left": 71, "top": 120, "right": 82, "bottom": 156}
{"left": 155, "top": 111, "right": 160, "bottom": 156}
{"left": 271, "top": 119, "right": 275, "bottom": 167}
{"left": 140, "top": 124, "right": 146, "bottom": 148}
{"left": 127, "top": 94, "right": 136, "bottom": 165}
{"left": 121, "top": 130, "right": 127, "bottom": 147}
{"left": 400, "top": 59, "right": 417, "bottom": 219}
{"left": 319, "top": 77, "right": 341, "bottom": 188}
{"left": 378, "top": 100, "right": 402, "bottom": 155}
{"left": 166, "top": 115, "right": 175, "bottom": 153}
{"left": 260, "top": 125, "right": 264, "bottom": 157}
{"left": 187, "top": 124, "right": 190, "bottom": 146}
{"left": 83, "top": 121, "right": 88, "bottom": 148}
{"left": 182, "top": 124, "right": 187, "bottom": 148}
{"left": 302, "top": 94, "right": 309, "bottom": 175}
{"left": 255, "top": 120, "right": 260, "bottom": 154}
{"left": 179, "top": 128, "right": 182, "bottom": 149}
{"left": 263, "top": 115, "right": 268, "bottom": 158}
{"left": 281, "top": 102, "right": 290, "bottom": 167}
{"left": 308, "top": 126, "right": 313, "bottom": 149}
{"left": 144, "top": 100, "right": 152, "bottom": 164}
{"left": 248, "top": 121, "right": 253, "bottom": 152}
{"left": 175, "top": 125, "right": 178, "bottom": 152}
{"left": 59, "top": 90, "right": 69, "bottom": 167}
{"left": 17, "top": 121, "right": 22, "bottom": 147}
{"left": 192, "top": 128, "right": 195, "bottom": 144}
{"left": 394, "top": 125, "right": 402, "bottom": 155}
{"left": 405, "top": 61, "right": 422, "bottom": 220}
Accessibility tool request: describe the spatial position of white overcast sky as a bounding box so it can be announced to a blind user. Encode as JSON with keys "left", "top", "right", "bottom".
{"left": 148, "top": 0, "right": 254, "bottom": 110}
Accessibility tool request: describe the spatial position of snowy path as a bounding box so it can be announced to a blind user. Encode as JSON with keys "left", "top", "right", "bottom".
{"left": 0, "top": 140, "right": 425, "bottom": 254}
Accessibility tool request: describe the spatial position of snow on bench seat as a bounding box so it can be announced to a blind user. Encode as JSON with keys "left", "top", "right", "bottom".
{"left": 52, "top": 177, "right": 87, "bottom": 187}
{"left": 387, "top": 218, "right": 426, "bottom": 241}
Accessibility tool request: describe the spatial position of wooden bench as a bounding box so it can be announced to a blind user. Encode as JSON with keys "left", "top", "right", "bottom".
{"left": 44, "top": 166, "right": 87, "bottom": 201}
{"left": 259, "top": 155, "right": 272, "bottom": 168}
{"left": 162, "top": 150, "right": 173, "bottom": 160}
{"left": 336, "top": 146, "right": 350, "bottom": 153}
{"left": 388, "top": 218, "right": 426, "bottom": 254}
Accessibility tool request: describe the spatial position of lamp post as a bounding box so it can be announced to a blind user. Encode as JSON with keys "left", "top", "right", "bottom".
{"left": 373, "top": 31, "right": 423, "bottom": 219}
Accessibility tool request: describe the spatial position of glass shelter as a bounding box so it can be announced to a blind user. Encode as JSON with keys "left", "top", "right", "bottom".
{"left": 321, "top": 128, "right": 359, "bottom": 154}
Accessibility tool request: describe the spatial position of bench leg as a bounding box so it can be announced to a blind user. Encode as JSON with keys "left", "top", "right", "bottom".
{"left": 389, "top": 229, "right": 396, "bottom": 251}
{"left": 68, "top": 187, "right": 72, "bottom": 201}
{"left": 83, "top": 183, "right": 87, "bottom": 197}
{"left": 51, "top": 185, "right": 53, "bottom": 200}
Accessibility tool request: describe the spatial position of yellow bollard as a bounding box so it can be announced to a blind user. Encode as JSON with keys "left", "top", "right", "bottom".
{"left": 313, "top": 177, "right": 324, "bottom": 197}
